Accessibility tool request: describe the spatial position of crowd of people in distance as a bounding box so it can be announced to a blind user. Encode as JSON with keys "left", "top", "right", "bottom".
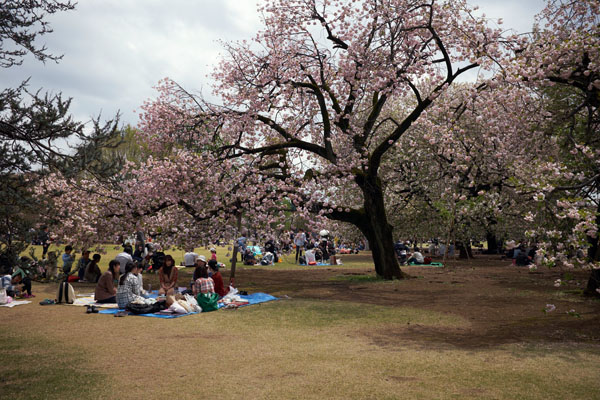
{"left": 393, "top": 238, "right": 543, "bottom": 267}
{"left": 236, "top": 229, "right": 358, "bottom": 266}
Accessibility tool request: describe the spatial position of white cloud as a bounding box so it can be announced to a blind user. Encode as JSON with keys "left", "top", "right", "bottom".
{"left": 0, "top": 0, "right": 544, "bottom": 127}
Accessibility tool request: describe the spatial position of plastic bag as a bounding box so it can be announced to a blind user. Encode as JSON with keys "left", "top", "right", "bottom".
{"left": 168, "top": 301, "right": 187, "bottom": 314}
{"left": 184, "top": 293, "right": 201, "bottom": 312}
{"left": 177, "top": 299, "right": 193, "bottom": 313}
{"left": 0, "top": 288, "right": 6, "bottom": 304}
{"left": 220, "top": 286, "right": 239, "bottom": 304}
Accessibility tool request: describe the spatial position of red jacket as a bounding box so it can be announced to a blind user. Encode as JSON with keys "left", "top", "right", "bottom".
{"left": 211, "top": 271, "right": 227, "bottom": 297}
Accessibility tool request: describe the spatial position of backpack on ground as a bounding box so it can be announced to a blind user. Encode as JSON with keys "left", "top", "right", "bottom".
{"left": 56, "top": 281, "right": 76, "bottom": 304}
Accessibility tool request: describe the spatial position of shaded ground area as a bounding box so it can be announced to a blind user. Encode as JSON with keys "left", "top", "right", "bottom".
{"left": 228, "top": 254, "right": 600, "bottom": 349}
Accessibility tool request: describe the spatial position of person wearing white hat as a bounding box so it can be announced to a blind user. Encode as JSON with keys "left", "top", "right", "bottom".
{"left": 210, "top": 247, "right": 217, "bottom": 262}
{"left": 190, "top": 255, "right": 208, "bottom": 289}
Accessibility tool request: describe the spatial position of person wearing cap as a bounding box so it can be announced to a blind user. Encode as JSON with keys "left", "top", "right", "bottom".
{"left": 183, "top": 248, "right": 199, "bottom": 267}
{"left": 209, "top": 247, "right": 217, "bottom": 262}
{"left": 208, "top": 259, "right": 227, "bottom": 297}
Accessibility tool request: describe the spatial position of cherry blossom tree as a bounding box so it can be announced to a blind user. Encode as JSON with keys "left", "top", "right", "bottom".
{"left": 507, "top": 0, "right": 599, "bottom": 294}
{"left": 200, "top": 0, "right": 505, "bottom": 279}
{"left": 47, "top": 0, "right": 509, "bottom": 280}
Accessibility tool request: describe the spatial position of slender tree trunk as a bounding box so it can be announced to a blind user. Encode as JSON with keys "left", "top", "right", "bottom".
{"left": 456, "top": 241, "right": 473, "bottom": 259}
{"left": 443, "top": 202, "right": 456, "bottom": 267}
{"left": 229, "top": 212, "right": 242, "bottom": 285}
{"left": 358, "top": 176, "right": 406, "bottom": 280}
{"left": 485, "top": 232, "right": 499, "bottom": 254}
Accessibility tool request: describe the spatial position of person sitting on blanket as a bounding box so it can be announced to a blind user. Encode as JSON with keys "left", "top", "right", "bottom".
{"left": 76, "top": 250, "right": 91, "bottom": 281}
{"left": 243, "top": 248, "right": 257, "bottom": 265}
{"left": 11, "top": 265, "right": 33, "bottom": 298}
{"left": 192, "top": 266, "right": 215, "bottom": 296}
{"left": 183, "top": 248, "right": 199, "bottom": 267}
{"left": 192, "top": 255, "right": 207, "bottom": 280}
{"left": 407, "top": 248, "right": 425, "bottom": 265}
{"left": 116, "top": 262, "right": 147, "bottom": 309}
{"left": 208, "top": 259, "right": 227, "bottom": 297}
{"left": 95, "top": 259, "right": 119, "bottom": 303}
{"left": 85, "top": 254, "right": 102, "bottom": 283}
{"left": 158, "top": 255, "right": 178, "bottom": 296}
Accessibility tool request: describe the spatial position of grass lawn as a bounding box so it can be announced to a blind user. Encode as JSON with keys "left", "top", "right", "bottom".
{"left": 2, "top": 251, "right": 599, "bottom": 399}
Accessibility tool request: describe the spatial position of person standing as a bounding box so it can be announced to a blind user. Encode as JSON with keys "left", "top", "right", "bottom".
{"left": 39, "top": 226, "right": 50, "bottom": 259}
{"left": 294, "top": 230, "right": 306, "bottom": 264}
{"left": 62, "top": 245, "right": 76, "bottom": 275}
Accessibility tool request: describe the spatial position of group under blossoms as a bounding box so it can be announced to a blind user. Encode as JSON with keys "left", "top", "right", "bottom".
{"left": 38, "top": 0, "right": 600, "bottom": 278}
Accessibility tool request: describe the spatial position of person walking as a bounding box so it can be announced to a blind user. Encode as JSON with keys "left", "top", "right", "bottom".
{"left": 294, "top": 230, "right": 306, "bottom": 264}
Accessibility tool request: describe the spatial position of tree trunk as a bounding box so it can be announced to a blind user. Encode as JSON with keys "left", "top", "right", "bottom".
{"left": 358, "top": 176, "right": 406, "bottom": 280}
{"left": 456, "top": 241, "right": 473, "bottom": 259}
{"left": 584, "top": 199, "right": 600, "bottom": 297}
{"left": 229, "top": 212, "right": 242, "bottom": 286}
{"left": 485, "top": 232, "right": 499, "bottom": 254}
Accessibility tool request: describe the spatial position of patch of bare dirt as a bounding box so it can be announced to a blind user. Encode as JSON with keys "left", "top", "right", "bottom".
{"left": 223, "top": 254, "right": 600, "bottom": 349}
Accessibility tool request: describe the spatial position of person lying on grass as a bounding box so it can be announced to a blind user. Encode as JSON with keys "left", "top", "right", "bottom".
{"left": 116, "top": 262, "right": 148, "bottom": 309}
{"left": 95, "top": 260, "right": 119, "bottom": 304}
{"left": 208, "top": 260, "right": 227, "bottom": 297}
{"left": 158, "top": 255, "right": 178, "bottom": 296}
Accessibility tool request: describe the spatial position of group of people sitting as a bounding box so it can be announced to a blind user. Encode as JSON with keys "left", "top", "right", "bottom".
{"left": 94, "top": 251, "right": 228, "bottom": 310}
{"left": 394, "top": 240, "right": 432, "bottom": 265}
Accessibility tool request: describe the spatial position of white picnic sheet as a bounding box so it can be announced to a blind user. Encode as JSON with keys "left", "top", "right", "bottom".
{"left": 0, "top": 300, "right": 32, "bottom": 308}
{"left": 72, "top": 296, "right": 119, "bottom": 308}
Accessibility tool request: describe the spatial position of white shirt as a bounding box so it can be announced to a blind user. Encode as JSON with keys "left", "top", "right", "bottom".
{"left": 183, "top": 252, "right": 199, "bottom": 267}
{"left": 412, "top": 252, "right": 424, "bottom": 263}
{"left": 115, "top": 252, "right": 133, "bottom": 274}
{"left": 294, "top": 232, "right": 306, "bottom": 247}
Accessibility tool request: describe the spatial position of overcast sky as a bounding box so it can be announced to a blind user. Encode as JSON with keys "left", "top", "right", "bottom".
{"left": 2, "top": 0, "right": 546, "bottom": 128}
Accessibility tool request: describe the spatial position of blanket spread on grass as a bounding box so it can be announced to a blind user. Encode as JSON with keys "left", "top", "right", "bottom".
{"left": 70, "top": 291, "right": 161, "bottom": 309}
{"left": 0, "top": 300, "right": 32, "bottom": 308}
{"left": 98, "top": 292, "right": 278, "bottom": 318}
{"left": 408, "top": 262, "right": 444, "bottom": 267}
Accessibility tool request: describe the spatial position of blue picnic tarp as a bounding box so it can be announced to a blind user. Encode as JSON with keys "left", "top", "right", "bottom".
{"left": 98, "top": 292, "right": 278, "bottom": 318}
